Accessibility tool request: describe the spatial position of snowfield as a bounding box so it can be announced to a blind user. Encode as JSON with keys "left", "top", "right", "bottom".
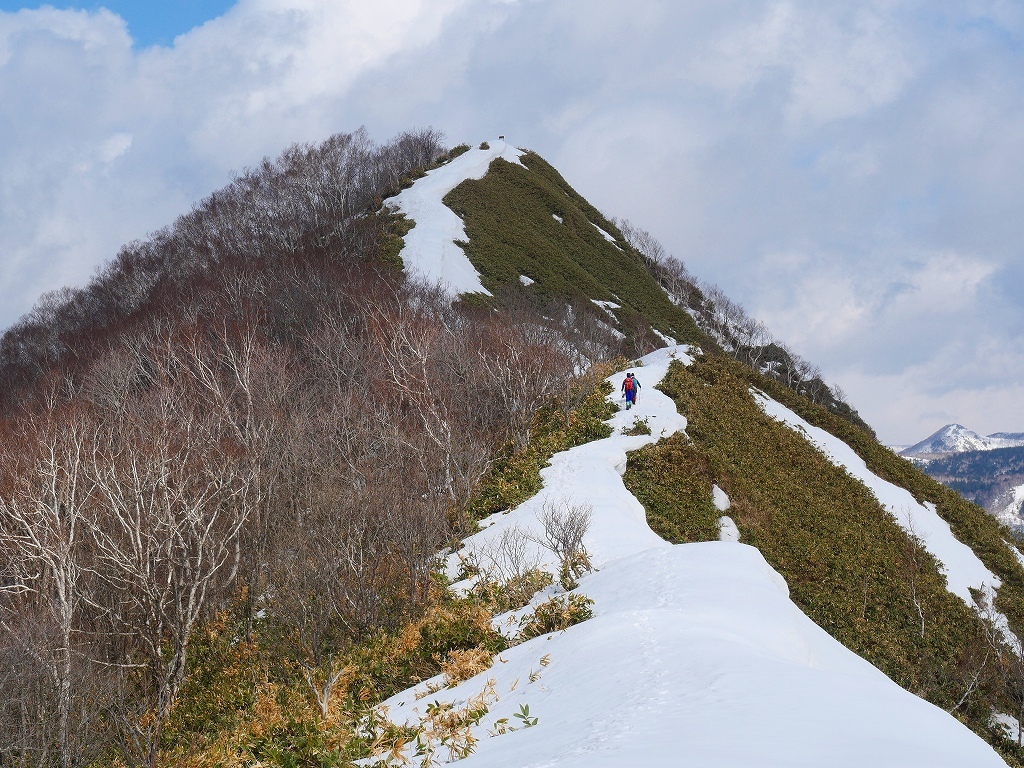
{"left": 380, "top": 347, "right": 1008, "bottom": 767}
{"left": 389, "top": 140, "right": 524, "bottom": 295}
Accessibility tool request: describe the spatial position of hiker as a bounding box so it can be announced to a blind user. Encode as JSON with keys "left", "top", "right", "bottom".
{"left": 621, "top": 372, "right": 640, "bottom": 409}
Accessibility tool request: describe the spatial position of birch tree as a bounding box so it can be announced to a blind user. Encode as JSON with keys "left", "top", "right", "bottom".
{"left": 0, "top": 403, "right": 96, "bottom": 768}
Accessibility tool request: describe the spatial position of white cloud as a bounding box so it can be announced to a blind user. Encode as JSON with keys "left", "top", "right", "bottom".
{"left": 2, "top": 0, "right": 1024, "bottom": 444}
{"left": 0, "top": 0, "right": 476, "bottom": 320}
{"left": 693, "top": 2, "right": 919, "bottom": 125}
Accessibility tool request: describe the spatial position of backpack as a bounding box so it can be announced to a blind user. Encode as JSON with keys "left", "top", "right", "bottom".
{"left": 623, "top": 377, "right": 634, "bottom": 392}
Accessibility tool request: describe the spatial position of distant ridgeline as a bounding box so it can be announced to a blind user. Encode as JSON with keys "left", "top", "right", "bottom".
{"left": 923, "top": 446, "right": 1024, "bottom": 530}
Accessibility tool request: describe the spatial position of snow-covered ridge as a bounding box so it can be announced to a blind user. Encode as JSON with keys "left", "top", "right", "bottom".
{"left": 379, "top": 348, "right": 1007, "bottom": 767}
{"left": 448, "top": 346, "right": 689, "bottom": 579}
{"left": 388, "top": 140, "right": 524, "bottom": 296}
{"left": 902, "top": 423, "right": 1024, "bottom": 458}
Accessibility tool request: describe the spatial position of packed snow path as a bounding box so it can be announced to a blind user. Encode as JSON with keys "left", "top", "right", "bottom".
{"left": 383, "top": 346, "right": 1008, "bottom": 767}
{"left": 389, "top": 139, "right": 524, "bottom": 295}
{"left": 448, "top": 346, "right": 690, "bottom": 579}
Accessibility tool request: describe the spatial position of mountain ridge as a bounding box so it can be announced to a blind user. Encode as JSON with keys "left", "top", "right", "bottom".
{"left": 903, "top": 423, "right": 1024, "bottom": 459}
{"left": 3, "top": 130, "right": 1024, "bottom": 765}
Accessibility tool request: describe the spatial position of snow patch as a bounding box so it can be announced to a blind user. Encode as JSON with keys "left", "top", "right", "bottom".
{"left": 552, "top": 213, "right": 564, "bottom": 224}
{"left": 518, "top": 275, "right": 535, "bottom": 287}
{"left": 590, "top": 299, "right": 620, "bottom": 322}
{"left": 993, "top": 712, "right": 1020, "bottom": 744}
{"left": 718, "top": 516, "right": 741, "bottom": 542}
{"left": 651, "top": 328, "right": 677, "bottom": 346}
{"left": 389, "top": 139, "right": 524, "bottom": 296}
{"left": 597, "top": 321, "right": 625, "bottom": 341}
{"left": 592, "top": 222, "right": 622, "bottom": 249}
{"left": 712, "top": 484, "right": 731, "bottom": 512}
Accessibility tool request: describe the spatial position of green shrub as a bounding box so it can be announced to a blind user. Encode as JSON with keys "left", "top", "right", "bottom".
{"left": 472, "top": 568, "right": 554, "bottom": 614}
{"left": 160, "top": 611, "right": 262, "bottom": 757}
{"left": 622, "top": 434, "right": 720, "bottom": 543}
{"left": 517, "top": 594, "right": 594, "bottom": 642}
{"left": 479, "top": 141, "right": 490, "bottom": 150}
{"left": 375, "top": 209, "right": 416, "bottom": 270}
{"left": 623, "top": 416, "right": 652, "bottom": 436}
{"left": 244, "top": 718, "right": 352, "bottom": 767}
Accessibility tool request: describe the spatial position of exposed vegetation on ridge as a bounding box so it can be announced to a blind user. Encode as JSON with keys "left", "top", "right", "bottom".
{"left": 623, "top": 353, "right": 1024, "bottom": 762}
{"left": 442, "top": 152, "right": 708, "bottom": 350}
{"left": 622, "top": 435, "right": 721, "bottom": 543}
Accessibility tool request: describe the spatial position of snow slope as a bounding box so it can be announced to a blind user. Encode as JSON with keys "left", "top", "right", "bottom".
{"left": 753, "top": 391, "right": 1015, "bottom": 643}
{"left": 389, "top": 140, "right": 524, "bottom": 295}
{"left": 380, "top": 348, "right": 1007, "bottom": 767}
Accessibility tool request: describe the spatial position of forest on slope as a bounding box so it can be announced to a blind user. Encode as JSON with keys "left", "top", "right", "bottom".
{"left": 924, "top": 447, "right": 1024, "bottom": 518}
{"left": 0, "top": 129, "right": 638, "bottom": 767}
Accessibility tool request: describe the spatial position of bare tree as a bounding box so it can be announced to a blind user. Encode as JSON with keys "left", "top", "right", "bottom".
{"left": 467, "top": 525, "right": 542, "bottom": 587}
{"left": 898, "top": 517, "right": 929, "bottom": 640}
{"left": 0, "top": 402, "right": 96, "bottom": 768}
{"left": 533, "top": 500, "right": 593, "bottom": 588}
{"left": 86, "top": 381, "right": 252, "bottom": 768}
{"left": 617, "top": 219, "right": 667, "bottom": 265}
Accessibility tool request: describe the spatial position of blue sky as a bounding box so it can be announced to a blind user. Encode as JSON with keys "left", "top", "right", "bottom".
{"left": 1, "top": 0, "right": 1023, "bottom": 444}
{"left": 0, "top": 1, "right": 235, "bottom": 46}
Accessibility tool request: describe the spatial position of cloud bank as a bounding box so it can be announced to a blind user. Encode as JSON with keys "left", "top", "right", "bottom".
{"left": 2, "top": 0, "right": 1023, "bottom": 444}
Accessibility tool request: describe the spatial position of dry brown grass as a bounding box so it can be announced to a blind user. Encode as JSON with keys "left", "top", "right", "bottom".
{"left": 441, "top": 647, "right": 493, "bottom": 686}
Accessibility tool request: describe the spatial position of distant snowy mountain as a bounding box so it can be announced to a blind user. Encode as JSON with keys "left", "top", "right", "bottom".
{"left": 902, "top": 425, "right": 1024, "bottom": 532}
{"left": 901, "top": 423, "right": 1024, "bottom": 458}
